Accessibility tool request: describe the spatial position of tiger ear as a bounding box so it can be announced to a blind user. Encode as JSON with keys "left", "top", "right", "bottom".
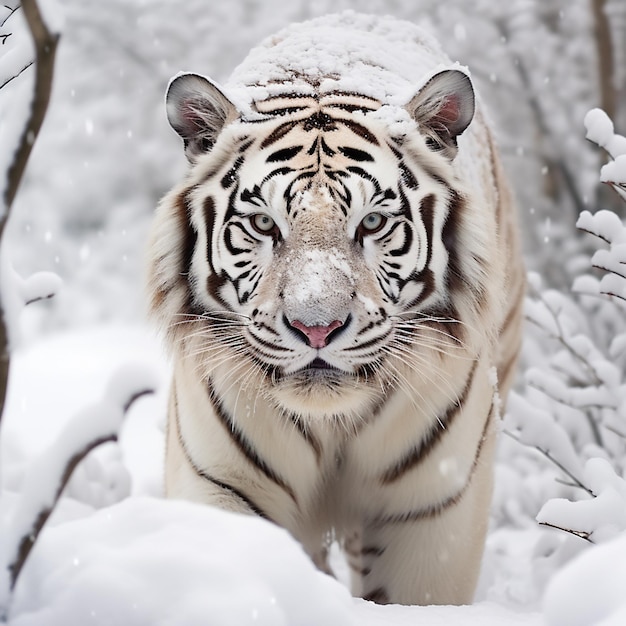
{"left": 166, "top": 73, "right": 238, "bottom": 161}
{"left": 405, "top": 69, "right": 475, "bottom": 160}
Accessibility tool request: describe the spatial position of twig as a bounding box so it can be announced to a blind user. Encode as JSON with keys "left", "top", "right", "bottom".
{"left": 23, "top": 292, "right": 53, "bottom": 306}
{"left": 600, "top": 290, "right": 626, "bottom": 303}
{"left": 504, "top": 429, "right": 594, "bottom": 497}
{"left": 577, "top": 225, "right": 611, "bottom": 245}
{"left": 526, "top": 302, "right": 602, "bottom": 387}
{"left": 0, "top": 5, "right": 19, "bottom": 29}
{"left": 0, "top": 61, "right": 34, "bottom": 91}
{"left": 604, "top": 424, "right": 626, "bottom": 439}
{"left": 538, "top": 521, "right": 594, "bottom": 543}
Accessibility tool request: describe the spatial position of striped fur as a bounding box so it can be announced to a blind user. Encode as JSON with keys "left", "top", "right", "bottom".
{"left": 147, "top": 14, "right": 524, "bottom": 606}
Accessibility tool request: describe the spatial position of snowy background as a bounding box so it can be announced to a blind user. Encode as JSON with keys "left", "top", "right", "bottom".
{"left": 1, "top": 0, "right": 626, "bottom": 624}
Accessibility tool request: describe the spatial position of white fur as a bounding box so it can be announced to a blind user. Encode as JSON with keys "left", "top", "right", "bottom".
{"left": 147, "top": 13, "right": 524, "bottom": 606}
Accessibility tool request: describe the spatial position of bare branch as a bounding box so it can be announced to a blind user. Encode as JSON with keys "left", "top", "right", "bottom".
{"left": 504, "top": 429, "right": 594, "bottom": 497}
{"left": 525, "top": 297, "right": 604, "bottom": 389}
{"left": 23, "top": 292, "right": 53, "bottom": 306}
{"left": 0, "top": 0, "right": 59, "bottom": 436}
{"left": 577, "top": 225, "right": 611, "bottom": 244}
{"left": 599, "top": 290, "right": 626, "bottom": 303}
{"left": 0, "top": 5, "right": 19, "bottom": 29}
{"left": 0, "top": 60, "right": 34, "bottom": 90}
{"left": 3, "top": 0, "right": 59, "bottom": 210}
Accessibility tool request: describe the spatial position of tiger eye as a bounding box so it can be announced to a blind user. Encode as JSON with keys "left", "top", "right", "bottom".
{"left": 359, "top": 212, "right": 387, "bottom": 234}
{"left": 251, "top": 213, "right": 276, "bottom": 234}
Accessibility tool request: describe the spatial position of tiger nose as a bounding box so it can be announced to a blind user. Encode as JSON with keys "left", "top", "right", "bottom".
{"left": 289, "top": 319, "right": 344, "bottom": 348}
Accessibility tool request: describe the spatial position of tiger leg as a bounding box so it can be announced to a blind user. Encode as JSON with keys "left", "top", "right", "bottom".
{"left": 164, "top": 386, "right": 266, "bottom": 516}
{"left": 356, "top": 430, "right": 496, "bottom": 605}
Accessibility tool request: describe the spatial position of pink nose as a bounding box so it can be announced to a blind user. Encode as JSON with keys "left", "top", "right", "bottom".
{"left": 290, "top": 319, "right": 344, "bottom": 348}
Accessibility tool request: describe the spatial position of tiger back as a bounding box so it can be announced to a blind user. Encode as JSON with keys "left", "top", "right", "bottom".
{"left": 147, "top": 12, "right": 524, "bottom": 606}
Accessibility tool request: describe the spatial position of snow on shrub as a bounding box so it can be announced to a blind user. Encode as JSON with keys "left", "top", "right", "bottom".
{"left": 543, "top": 530, "right": 626, "bottom": 626}
{"left": 506, "top": 109, "right": 626, "bottom": 580}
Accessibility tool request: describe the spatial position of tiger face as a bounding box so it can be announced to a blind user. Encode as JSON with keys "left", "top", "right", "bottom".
{"left": 152, "top": 71, "right": 492, "bottom": 420}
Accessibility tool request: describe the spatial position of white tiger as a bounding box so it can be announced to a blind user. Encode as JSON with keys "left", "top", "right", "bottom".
{"left": 147, "top": 12, "right": 524, "bottom": 606}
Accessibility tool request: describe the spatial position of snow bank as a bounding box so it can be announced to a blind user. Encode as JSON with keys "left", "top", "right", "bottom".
{"left": 544, "top": 531, "right": 626, "bottom": 626}
{"left": 8, "top": 497, "right": 357, "bottom": 626}
{"left": 4, "top": 494, "right": 545, "bottom": 626}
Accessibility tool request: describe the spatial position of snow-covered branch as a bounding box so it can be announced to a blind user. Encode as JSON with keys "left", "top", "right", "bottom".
{"left": 0, "top": 364, "right": 156, "bottom": 613}
{"left": 506, "top": 109, "right": 626, "bottom": 548}
{"left": 584, "top": 109, "right": 626, "bottom": 201}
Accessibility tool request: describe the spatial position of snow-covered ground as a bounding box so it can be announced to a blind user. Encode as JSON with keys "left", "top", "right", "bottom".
{"left": 0, "top": 327, "right": 624, "bottom": 624}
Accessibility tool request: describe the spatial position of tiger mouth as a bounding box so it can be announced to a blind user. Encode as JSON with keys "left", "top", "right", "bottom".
{"left": 305, "top": 358, "right": 336, "bottom": 371}
{"left": 290, "top": 357, "right": 351, "bottom": 381}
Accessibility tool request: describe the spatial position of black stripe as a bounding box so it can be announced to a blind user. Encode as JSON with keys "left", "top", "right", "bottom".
{"left": 287, "top": 413, "right": 322, "bottom": 463}
{"left": 261, "top": 165, "right": 294, "bottom": 184}
{"left": 380, "top": 359, "right": 478, "bottom": 484}
{"left": 325, "top": 102, "right": 378, "bottom": 113}
{"left": 361, "top": 545, "right": 386, "bottom": 557}
{"left": 372, "top": 399, "right": 495, "bottom": 526}
{"left": 206, "top": 377, "right": 298, "bottom": 505}
{"left": 247, "top": 330, "right": 293, "bottom": 352}
{"left": 224, "top": 223, "right": 253, "bottom": 255}
{"left": 266, "top": 145, "right": 303, "bottom": 163}
{"left": 202, "top": 197, "right": 230, "bottom": 310}
{"left": 343, "top": 328, "right": 392, "bottom": 352}
{"left": 155, "top": 191, "right": 198, "bottom": 316}
{"left": 338, "top": 146, "right": 374, "bottom": 162}
{"left": 303, "top": 111, "right": 336, "bottom": 132}
{"left": 441, "top": 191, "right": 466, "bottom": 295}
{"left": 363, "top": 587, "right": 389, "bottom": 604}
{"left": 339, "top": 119, "right": 380, "bottom": 145}
{"left": 399, "top": 162, "right": 419, "bottom": 189}
{"left": 388, "top": 222, "right": 413, "bottom": 257}
{"left": 346, "top": 165, "right": 382, "bottom": 193}
{"left": 220, "top": 156, "right": 245, "bottom": 189}
{"left": 414, "top": 304, "right": 464, "bottom": 347}
{"left": 172, "top": 388, "right": 271, "bottom": 520}
{"left": 416, "top": 193, "right": 435, "bottom": 276}
{"left": 260, "top": 120, "right": 299, "bottom": 149}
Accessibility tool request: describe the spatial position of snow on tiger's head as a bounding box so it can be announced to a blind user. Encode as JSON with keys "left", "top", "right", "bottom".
{"left": 147, "top": 13, "right": 501, "bottom": 417}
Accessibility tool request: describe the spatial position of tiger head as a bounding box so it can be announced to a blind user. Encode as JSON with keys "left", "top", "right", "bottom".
{"left": 149, "top": 70, "right": 497, "bottom": 422}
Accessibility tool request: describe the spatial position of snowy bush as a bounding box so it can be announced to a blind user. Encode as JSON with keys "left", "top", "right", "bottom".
{"left": 506, "top": 108, "right": 626, "bottom": 547}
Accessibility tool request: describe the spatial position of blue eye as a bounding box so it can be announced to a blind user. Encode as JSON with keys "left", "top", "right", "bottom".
{"left": 360, "top": 212, "right": 386, "bottom": 234}
{"left": 251, "top": 213, "right": 276, "bottom": 234}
